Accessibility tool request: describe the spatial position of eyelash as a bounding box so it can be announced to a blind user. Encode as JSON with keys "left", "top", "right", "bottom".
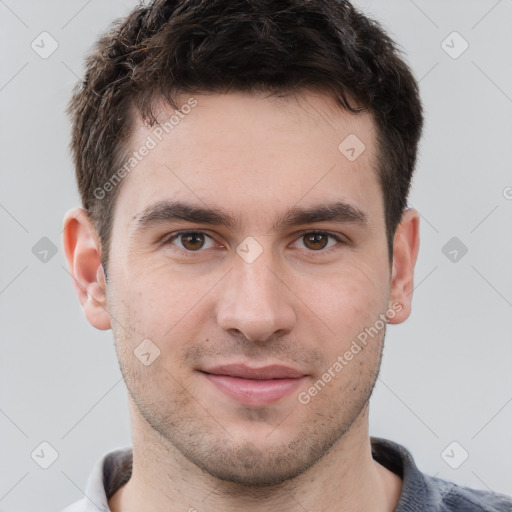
{"left": 163, "top": 230, "right": 347, "bottom": 257}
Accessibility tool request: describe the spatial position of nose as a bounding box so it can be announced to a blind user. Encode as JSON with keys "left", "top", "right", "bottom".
{"left": 216, "top": 251, "right": 297, "bottom": 343}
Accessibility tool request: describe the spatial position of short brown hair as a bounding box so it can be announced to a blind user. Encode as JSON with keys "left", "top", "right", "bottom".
{"left": 67, "top": 0, "right": 423, "bottom": 269}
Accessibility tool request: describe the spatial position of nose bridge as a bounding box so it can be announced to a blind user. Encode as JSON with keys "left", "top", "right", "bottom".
{"left": 236, "top": 252, "right": 279, "bottom": 303}
{"left": 216, "top": 244, "right": 296, "bottom": 342}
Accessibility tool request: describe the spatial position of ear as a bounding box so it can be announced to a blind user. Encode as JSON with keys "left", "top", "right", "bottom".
{"left": 387, "top": 208, "right": 420, "bottom": 324}
{"left": 62, "top": 208, "right": 111, "bottom": 330}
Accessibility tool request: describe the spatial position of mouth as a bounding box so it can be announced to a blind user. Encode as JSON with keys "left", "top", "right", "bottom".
{"left": 199, "top": 363, "right": 308, "bottom": 407}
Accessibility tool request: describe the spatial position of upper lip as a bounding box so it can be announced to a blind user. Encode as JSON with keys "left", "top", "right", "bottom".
{"left": 200, "top": 364, "right": 306, "bottom": 380}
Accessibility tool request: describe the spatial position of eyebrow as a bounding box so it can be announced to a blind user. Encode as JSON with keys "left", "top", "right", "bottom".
{"left": 132, "top": 199, "right": 368, "bottom": 234}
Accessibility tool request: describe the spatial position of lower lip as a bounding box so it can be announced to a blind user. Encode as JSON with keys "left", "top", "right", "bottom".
{"left": 202, "top": 373, "right": 306, "bottom": 407}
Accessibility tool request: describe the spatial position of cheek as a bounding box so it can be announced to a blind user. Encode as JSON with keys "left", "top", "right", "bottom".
{"left": 289, "top": 265, "right": 389, "bottom": 379}
{"left": 298, "top": 261, "right": 388, "bottom": 328}
{"left": 115, "top": 261, "right": 205, "bottom": 327}
{"left": 109, "top": 262, "right": 225, "bottom": 374}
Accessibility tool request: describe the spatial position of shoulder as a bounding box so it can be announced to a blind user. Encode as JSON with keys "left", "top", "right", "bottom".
{"left": 370, "top": 437, "right": 512, "bottom": 512}
{"left": 426, "top": 474, "right": 512, "bottom": 512}
{"left": 58, "top": 446, "right": 132, "bottom": 512}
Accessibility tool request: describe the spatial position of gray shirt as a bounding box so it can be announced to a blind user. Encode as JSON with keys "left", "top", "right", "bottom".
{"left": 61, "top": 437, "right": 512, "bottom": 511}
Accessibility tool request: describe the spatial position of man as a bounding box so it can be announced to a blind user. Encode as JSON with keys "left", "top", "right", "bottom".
{"left": 61, "top": 0, "right": 512, "bottom": 510}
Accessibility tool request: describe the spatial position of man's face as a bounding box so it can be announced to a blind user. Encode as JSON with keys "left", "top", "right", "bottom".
{"left": 105, "top": 91, "right": 396, "bottom": 485}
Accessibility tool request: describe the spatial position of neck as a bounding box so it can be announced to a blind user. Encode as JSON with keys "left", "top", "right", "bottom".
{"left": 109, "top": 402, "right": 402, "bottom": 512}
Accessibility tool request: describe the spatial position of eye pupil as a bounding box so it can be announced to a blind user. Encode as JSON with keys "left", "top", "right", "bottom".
{"left": 304, "top": 233, "right": 328, "bottom": 250}
{"left": 182, "top": 233, "right": 205, "bottom": 251}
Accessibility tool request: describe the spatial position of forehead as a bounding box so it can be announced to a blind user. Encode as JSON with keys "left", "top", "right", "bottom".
{"left": 113, "top": 91, "right": 383, "bottom": 230}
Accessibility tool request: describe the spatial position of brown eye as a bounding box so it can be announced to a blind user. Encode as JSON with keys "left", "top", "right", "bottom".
{"left": 180, "top": 232, "right": 206, "bottom": 251}
{"left": 292, "top": 231, "right": 344, "bottom": 254}
{"left": 302, "top": 232, "right": 330, "bottom": 250}
{"left": 167, "top": 231, "right": 216, "bottom": 252}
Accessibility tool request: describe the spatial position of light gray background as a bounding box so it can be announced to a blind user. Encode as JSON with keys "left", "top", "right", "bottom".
{"left": 1, "top": 1, "right": 511, "bottom": 510}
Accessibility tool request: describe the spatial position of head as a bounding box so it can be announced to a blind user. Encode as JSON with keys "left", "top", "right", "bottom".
{"left": 63, "top": 0, "right": 422, "bottom": 487}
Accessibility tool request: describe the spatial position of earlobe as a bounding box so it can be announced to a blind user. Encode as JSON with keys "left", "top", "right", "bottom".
{"left": 388, "top": 208, "right": 420, "bottom": 325}
{"left": 62, "top": 208, "right": 111, "bottom": 330}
